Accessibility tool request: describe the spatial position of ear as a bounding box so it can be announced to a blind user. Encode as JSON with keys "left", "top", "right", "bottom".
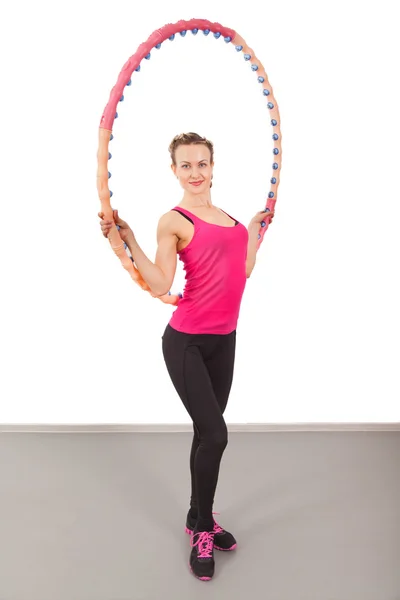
{"left": 171, "top": 164, "right": 176, "bottom": 177}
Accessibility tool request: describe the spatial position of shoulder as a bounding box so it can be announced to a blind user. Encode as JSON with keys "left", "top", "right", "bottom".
{"left": 157, "top": 210, "right": 184, "bottom": 239}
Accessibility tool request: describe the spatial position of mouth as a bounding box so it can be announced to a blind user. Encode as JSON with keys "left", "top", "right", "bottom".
{"left": 190, "top": 181, "right": 204, "bottom": 187}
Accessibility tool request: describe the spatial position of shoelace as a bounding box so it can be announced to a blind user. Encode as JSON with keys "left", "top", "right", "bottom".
{"left": 191, "top": 531, "right": 215, "bottom": 558}
{"left": 212, "top": 511, "right": 224, "bottom": 535}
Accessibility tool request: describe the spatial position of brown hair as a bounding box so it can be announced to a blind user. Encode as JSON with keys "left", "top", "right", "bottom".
{"left": 169, "top": 133, "right": 214, "bottom": 187}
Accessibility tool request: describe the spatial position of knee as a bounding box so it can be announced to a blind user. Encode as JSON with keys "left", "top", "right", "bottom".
{"left": 205, "top": 426, "right": 228, "bottom": 452}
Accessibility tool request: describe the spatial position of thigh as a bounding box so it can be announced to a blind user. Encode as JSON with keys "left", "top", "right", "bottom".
{"left": 162, "top": 325, "right": 226, "bottom": 435}
{"left": 204, "top": 330, "right": 237, "bottom": 414}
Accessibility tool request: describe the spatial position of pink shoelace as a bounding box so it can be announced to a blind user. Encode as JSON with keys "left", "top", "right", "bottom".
{"left": 212, "top": 511, "right": 224, "bottom": 535}
{"left": 190, "top": 530, "right": 215, "bottom": 558}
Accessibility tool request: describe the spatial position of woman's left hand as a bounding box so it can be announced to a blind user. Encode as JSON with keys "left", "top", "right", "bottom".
{"left": 249, "top": 208, "right": 275, "bottom": 229}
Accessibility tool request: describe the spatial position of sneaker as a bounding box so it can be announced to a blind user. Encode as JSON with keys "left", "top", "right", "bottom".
{"left": 185, "top": 511, "right": 237, "bottom": 552}
{"left": 189, "top": 527, "right": 215, "bottom": 581}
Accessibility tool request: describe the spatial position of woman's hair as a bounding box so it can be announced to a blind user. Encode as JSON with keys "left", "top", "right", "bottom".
{"left": 168, "top": 132, "right": 214, "bottom": 166}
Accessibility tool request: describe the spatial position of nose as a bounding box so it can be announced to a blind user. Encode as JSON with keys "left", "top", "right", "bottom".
{"left": 191, "top": 168, "right": 202, "bottom": 179}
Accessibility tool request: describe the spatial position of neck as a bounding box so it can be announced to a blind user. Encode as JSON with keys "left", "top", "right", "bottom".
{"left": 182, "top": 190, "right": 213, "bottom": 208}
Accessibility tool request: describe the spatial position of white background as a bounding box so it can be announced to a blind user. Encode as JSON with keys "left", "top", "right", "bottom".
{"left": 1, "top": 0, "right": 399, "bottom": 424}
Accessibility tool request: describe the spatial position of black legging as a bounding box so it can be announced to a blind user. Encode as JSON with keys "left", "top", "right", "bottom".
{"left": 162, "top": 323, "right": 236, "bottom": 525}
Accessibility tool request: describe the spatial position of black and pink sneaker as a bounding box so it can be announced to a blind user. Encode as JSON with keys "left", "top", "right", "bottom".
{"left": 186, "top": 511, "right": 237, "bottom": 552}
{"left": 189, "top": 527, "right": 215, "bottom": 581}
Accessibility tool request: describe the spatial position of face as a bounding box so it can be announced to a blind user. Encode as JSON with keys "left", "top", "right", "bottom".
{"left": 172, "top": 144, "right": 213, "bottom": 194}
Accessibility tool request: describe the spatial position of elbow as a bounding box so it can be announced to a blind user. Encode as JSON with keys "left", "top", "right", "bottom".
{"left": 152, "top": 279, "right": 173, "bottom": 298}
{"left": 152, "top": 287, "right": 170, "bottom": 298}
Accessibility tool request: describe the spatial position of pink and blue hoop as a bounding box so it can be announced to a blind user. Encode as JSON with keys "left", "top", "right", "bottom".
{"left": 97, "top": 18, "right": 282, "bottom": 305}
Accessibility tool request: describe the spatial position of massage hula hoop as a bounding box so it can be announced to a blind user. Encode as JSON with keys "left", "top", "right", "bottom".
{"left": 97, "top": 18, "right": 282, "bottom": 306}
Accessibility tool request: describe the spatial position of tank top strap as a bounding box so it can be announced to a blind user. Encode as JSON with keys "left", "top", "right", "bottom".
{"left": 220, "top": 208, "right": 239, "bottom": 225}
{"left": 171, "top": 206, "right": 200, "bottom": 224}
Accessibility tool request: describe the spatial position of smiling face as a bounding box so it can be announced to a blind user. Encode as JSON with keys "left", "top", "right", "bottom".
{"left": 172, "top": 144, "right": 214, "bottom": 194}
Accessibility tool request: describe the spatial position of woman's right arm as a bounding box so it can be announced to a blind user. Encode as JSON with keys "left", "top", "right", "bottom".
{"left": 125, "top": 213, "right": 178, "bottom": 297}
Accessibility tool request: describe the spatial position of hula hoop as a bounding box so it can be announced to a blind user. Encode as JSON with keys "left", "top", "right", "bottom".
{"left": 97, "top": 18, "right": 282, "bottom": 306}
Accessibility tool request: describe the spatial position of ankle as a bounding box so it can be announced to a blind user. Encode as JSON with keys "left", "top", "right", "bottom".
{"left": 189, "top": 506, "right": 198, "bottom": 520}
{"left": 196, "top": 517, "right": 214, "bottom": 532}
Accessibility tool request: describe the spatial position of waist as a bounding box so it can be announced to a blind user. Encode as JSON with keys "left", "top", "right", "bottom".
{"left": 169, "top": 280, "right": 246, "bottom": 335}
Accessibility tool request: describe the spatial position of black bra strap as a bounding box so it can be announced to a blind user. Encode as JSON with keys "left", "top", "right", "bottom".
{"left": 172, "top": 208, "right": 194, "bottom": 224}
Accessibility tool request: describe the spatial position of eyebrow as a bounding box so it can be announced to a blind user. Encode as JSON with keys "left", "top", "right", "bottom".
{"left": 179, "top": 159, "right": 208, "bottom": 164}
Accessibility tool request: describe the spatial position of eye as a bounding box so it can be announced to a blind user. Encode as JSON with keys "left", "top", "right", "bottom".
{"left": 199, "top": 163, "right": 207, "bottom": 167}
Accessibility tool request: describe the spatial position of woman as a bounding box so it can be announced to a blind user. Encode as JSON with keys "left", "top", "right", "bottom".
{"left": 99, "top": 132, "right": 274, "bottom": 581}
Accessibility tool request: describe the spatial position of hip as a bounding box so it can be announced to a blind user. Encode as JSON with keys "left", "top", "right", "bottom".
{"left": 162, "top": 322, "right": 236, "bottom": 362}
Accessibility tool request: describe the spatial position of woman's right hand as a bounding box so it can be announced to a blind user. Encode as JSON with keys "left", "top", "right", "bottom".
{"left": 98, "top": 209, "right": 133, "bottom": 243}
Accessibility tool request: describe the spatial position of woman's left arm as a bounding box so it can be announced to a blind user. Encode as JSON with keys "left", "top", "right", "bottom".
{"left": 245, "top": 209, "right": 275, "bottom": 278}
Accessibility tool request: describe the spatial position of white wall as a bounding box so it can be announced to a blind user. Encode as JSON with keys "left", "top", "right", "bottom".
{"left": 1, "top": 0, "right": 399, "bottom": 424}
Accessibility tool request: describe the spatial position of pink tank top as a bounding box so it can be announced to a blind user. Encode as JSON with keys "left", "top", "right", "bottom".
{"left": 169, "top": 206, "right": 249, "bottom": 335}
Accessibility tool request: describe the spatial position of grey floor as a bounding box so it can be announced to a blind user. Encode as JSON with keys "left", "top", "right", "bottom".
{"left": 0, "top": 431, "right": 399, "bottom": 600}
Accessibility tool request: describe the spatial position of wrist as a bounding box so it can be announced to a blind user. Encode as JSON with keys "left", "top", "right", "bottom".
{"left": 248, "top": 222, "right": 259, "bottom": 238}
{"left": 125, "top": 229, "right": 135, "bottom": 245}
